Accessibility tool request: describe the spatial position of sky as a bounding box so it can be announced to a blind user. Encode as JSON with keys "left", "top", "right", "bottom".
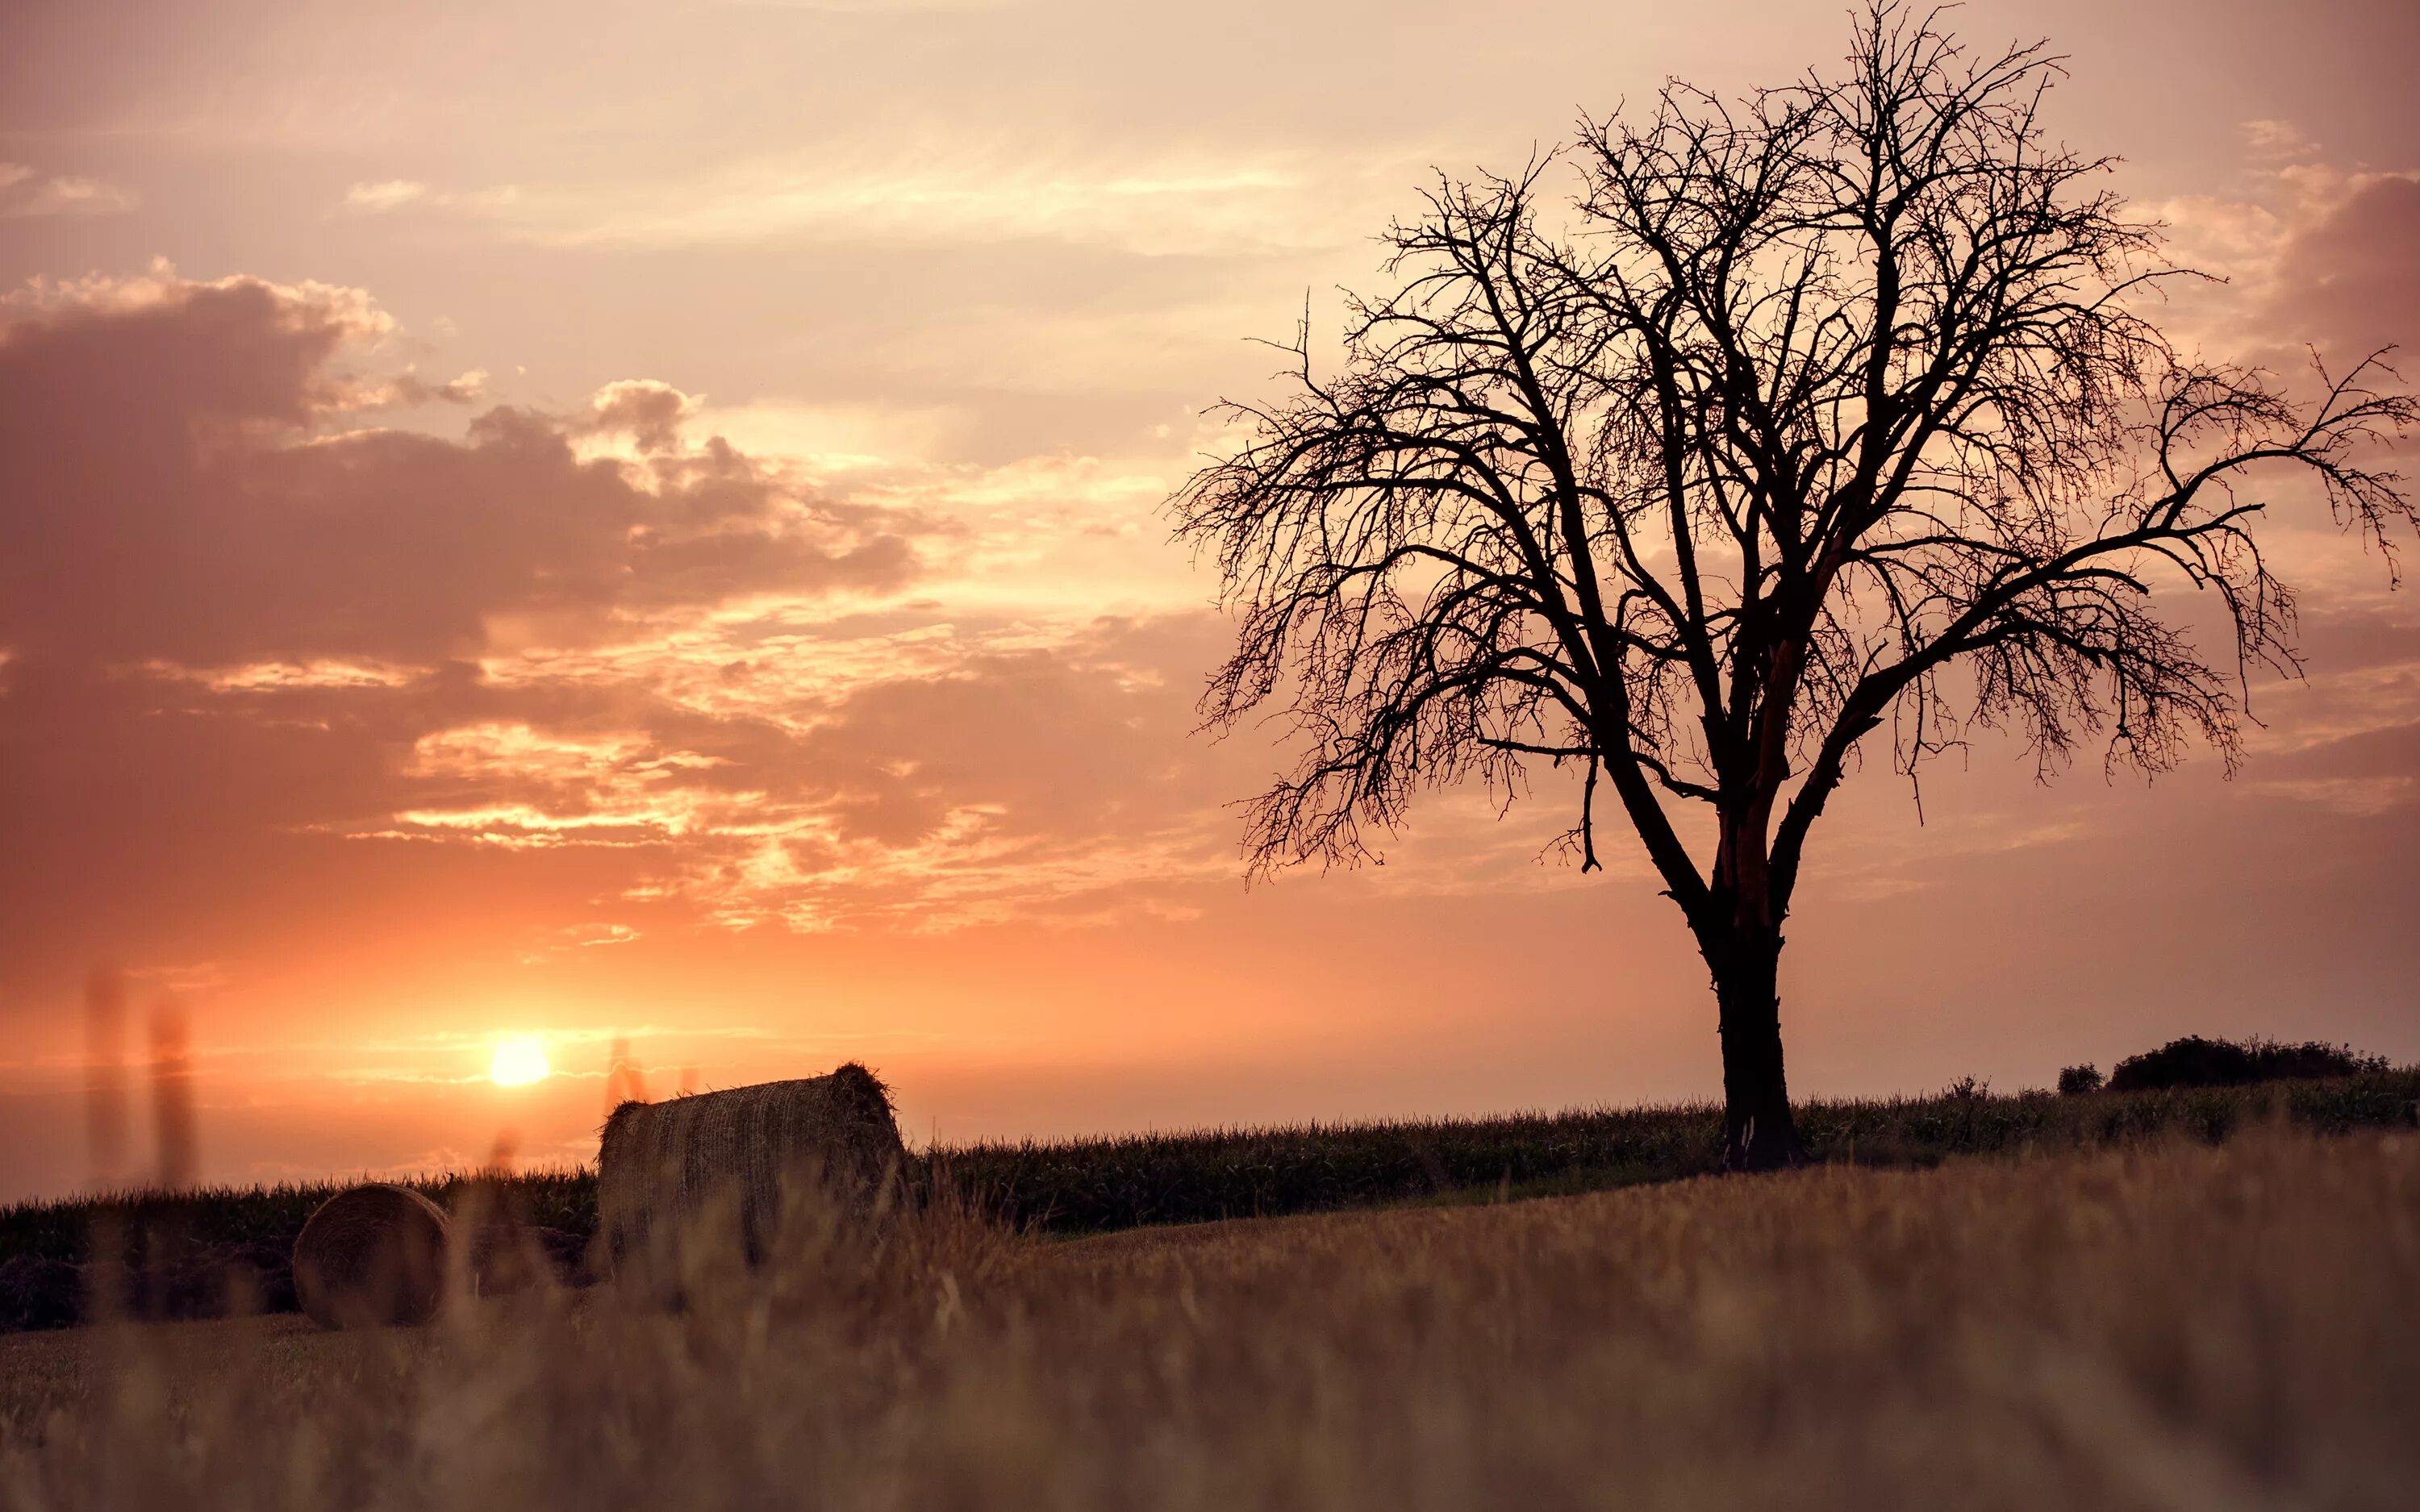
{"left": 2, "top": 0, "right": 2416, "bottom": 1202}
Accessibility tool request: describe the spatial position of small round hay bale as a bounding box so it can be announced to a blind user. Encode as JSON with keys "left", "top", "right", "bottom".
{"left": 597, "top": 1061, "right": 907, "bottom": 1275}
{"left": 292, "top": 1183, "right": 450, "bottom": 1330}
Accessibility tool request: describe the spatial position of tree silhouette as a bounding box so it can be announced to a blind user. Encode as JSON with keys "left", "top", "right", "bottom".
{"left": 1172, "top": 5, "right": 2416, "bottom": 1168}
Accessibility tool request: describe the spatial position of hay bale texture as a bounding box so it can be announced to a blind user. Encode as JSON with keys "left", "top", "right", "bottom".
{"left": 596, "top": 1062, "right": 906, "bottom": 1270}
{"left": 291, "top": 1183, "right": 449, "bottom": 1330}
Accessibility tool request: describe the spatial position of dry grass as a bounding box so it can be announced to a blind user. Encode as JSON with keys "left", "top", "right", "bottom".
{"left": 3, "top": 1126, "right": 2415, "bottom": 1511}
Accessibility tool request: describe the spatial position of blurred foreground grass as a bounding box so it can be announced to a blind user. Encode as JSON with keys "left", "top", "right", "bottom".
{"left": 3, "top": 1126, "right": 2416, "bottom": 1510}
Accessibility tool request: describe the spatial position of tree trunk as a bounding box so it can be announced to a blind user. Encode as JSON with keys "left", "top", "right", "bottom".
{"left": 1703, "top": 927, "right": 1807, "bottom": 1172}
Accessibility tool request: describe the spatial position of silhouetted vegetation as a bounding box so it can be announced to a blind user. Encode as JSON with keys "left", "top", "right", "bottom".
{"left": 0, "top": 1171, "right": 593, "bottom": 1333}
{"left": 2107, "top": 1035, "right": 2389, "bottom": 1092}
{"left": 6, "top": 1069, "right": 2414, "bottom": 1330}
{"left": 942, "top": 1069, "right": 2419, "bottom": 1233}
{"left": 2057, "top": 1064, "right": 2105, "bottom": 1095}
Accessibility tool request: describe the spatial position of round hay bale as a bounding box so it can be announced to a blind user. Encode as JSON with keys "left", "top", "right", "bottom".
{"left": 292, "top": 1183, "right": 450, "bottom": 1330}
{"left": 596, "top": 1061, "right": 906, "bottom": 1274}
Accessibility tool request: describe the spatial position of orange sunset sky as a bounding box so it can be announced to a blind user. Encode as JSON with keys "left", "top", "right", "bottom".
{"left": 2, "top": 0, "right": 2416, "bottom": 1202}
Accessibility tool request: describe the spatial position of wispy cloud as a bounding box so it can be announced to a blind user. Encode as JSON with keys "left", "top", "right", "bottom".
{"left": 343, "top": 178, "right": 429, "bottom": 210}
{"left": 0, "top": 163, "right": 138, "bottom": 219}
{"left": 340, "top": 179, "right": 519, "bottom": 215}
{"left": 329, "top": 144, "right": 1417, "bottom": 256}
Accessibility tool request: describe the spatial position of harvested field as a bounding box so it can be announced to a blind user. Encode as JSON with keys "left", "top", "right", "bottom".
{"left": 936, "top": 1069, "right": 2420, "bottom": 1231}
{"left": 8, "top": 1071, "right": 2414, "bottom": 1337}
{"left": 4, "top": 1127, "right": 2416, "bottom": 1510}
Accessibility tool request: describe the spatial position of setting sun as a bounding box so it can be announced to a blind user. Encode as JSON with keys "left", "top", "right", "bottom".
{"left": 489, "top": 1035, "right": 551, "bottom": 1088}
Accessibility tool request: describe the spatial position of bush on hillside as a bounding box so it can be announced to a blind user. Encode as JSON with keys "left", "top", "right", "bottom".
{"left": 2057, "top": 1064, "right": 2104, "bottom": 1096}
{"left": 2107, "top": 1036, "right": 2387, "bottom": 1093}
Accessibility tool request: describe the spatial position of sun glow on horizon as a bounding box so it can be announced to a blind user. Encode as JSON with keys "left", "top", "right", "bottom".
{"left": 489, "top": 1035, "right": 551, "bottom": 1087}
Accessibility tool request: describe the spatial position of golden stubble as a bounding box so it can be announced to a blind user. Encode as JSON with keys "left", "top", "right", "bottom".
{"left": 2, "top": 1127, "right": 2415, "bottom": 1511}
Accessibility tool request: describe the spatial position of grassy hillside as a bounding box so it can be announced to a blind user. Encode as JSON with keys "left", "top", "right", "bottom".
{"left": 5, "top": 1127, "right": 2415, "bottom": 1509}
{"left": 937, "top": 1069, "right": 2420, "bottom": 1231}
{"left": 3, "top": 1071, "right": 2414, "bottom": 1334}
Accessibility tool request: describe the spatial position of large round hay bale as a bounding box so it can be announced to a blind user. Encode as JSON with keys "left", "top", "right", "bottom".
{"left": 596, "top": 1062, "right": 906, "bottom": 1272}
{"left": 292, "top": 1183, "right": 450, "bottom": 1330}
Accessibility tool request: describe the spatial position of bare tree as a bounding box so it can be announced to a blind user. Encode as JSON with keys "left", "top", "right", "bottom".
{"left": 1171, "top": 4, "right": 2416, "bottom": 1168}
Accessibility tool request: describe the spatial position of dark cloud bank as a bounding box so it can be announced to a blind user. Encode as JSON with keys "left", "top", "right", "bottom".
{"left": 0, "top": 273, "right": 1232, "bottom": 1003}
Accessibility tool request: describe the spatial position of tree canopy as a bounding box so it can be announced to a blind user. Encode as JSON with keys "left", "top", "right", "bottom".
{"left": 1172, "top": 6, "right": 2415, "bottom": 1167}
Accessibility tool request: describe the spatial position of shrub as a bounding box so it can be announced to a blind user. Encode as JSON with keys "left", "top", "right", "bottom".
{"left": 2107, "top": 1036, "right": 2389, "bottom": 1093}
{"left": 2057, "top": 1064, "right": 2104, "bottom": 1096}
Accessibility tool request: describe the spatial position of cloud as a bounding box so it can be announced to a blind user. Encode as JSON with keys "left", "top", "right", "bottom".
{"left": 0, "top": 268, "right": 924, "bottom": 670}
{"left": 302, "top": 609, "right": 1255, "bottom": 931}
{"left": 587, "top": 378, "right": 701, "bottom": 453}
{"left": 344, "top": 179, "right": 431, "bottom": 211}
{"left": 2149, "top": 129, "right": 2420, "bottom": 366}
{"left": 0, "top": 163, "right": 139, "bottom": 218}
{"left": 7, "top": 254, "right": 2404, "bottom": 973}
{"left": 329, "top": 143, "right": 1418, "bottom": 256}
{"left": 2264, "top": 174, "right": 2420, "bottom": 359}
{"left": 724, "top": 1, "right": 1025, "bottom": 10}
{"left": 369, "top": 367, "right": 491, "bottom": 408}
{"left": 0, "top": 264, "right": 1259, "bottom": 966}
{"left": 2238, "top": 120, "right": 2312, "bottom": 162}
{"left": 340, "top": 179, "right": 520, "bottom": 215}
{"left": 0, "top": 256, "right": 392, "bottom": 331}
